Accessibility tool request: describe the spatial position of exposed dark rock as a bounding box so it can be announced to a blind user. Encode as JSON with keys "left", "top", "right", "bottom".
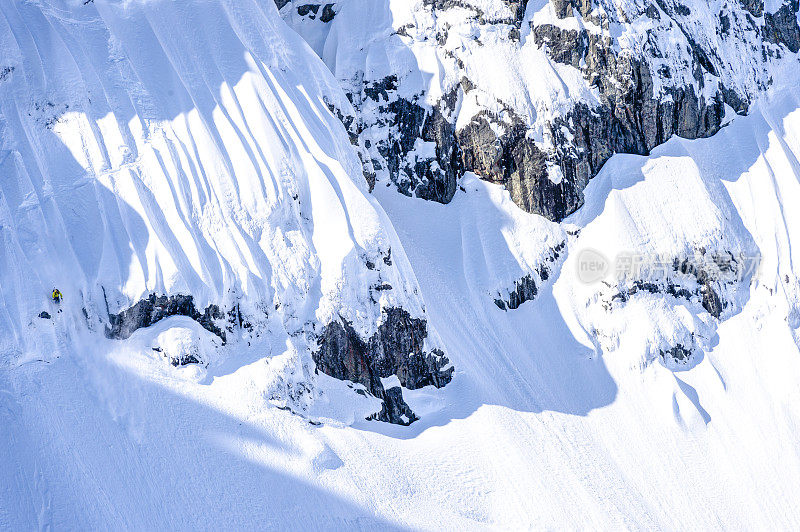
{"left": 335, "top": 6, "right": 733, "bottom": 221}
{"left": 423, "top": 0, "right": 527, "bottom": 26}
{"left": 720, "top": 12, "right": 731, "bottom": 35}
{"left": 315, "top": 307, "right": 453, "bottom": 425}
{"left": 320, "top": 3, "right": 336, "bottom": 22}
{"left": 297, "top": 4, "right": 320, "bottom": 17}
{"left": 226, "top": 303, "right": 252, "bottom": 333}
{"left": 0, "top": 66, "right": 14, "bottom": 82}
{"left": 154, "top": 345, "right": 202, "bottom": 367}
{"left": 551, "top": 0, "right": 572, "bottom": 18}
{"left": 171, "top": 353, "right": 201, "bottom": 366}
{"left": 701, "top": 282, "right": 724, "bottom": 319}
{"left": 550, "top": 0, "right": 592, "bottom": 19}
{"left": 764, "top": 1, "right": 800, "bottom": 53}
{"left": 357, "top": 77, "right": 460, "bottom": 203}
{"left": 673, "top": 254, "right": 741, "bottom": 319}
{"left": 325, "top": 0, "right": 778, "bottom": 223}
{"left": 661, "top": 343, "right": 693, "bottom": 364}
{"left": 503, "top": 0, "right": 528, "bottom": 23}
{"left": 739, "top": 0, "right": 764, "bottom": 17}
{"left": 494, "top": 275, "right": 537, "bottom": 311}
{"left": 400, "top": 10, "right": 730, "bottom": 222}
{"left": 284, "top": 1, "right": 336, "bottom": 21}
{"left": 674, "top": 3, "right": 691, "bottom": 16}
{"left": 458, "top": 111, "right": 585, "bottom": 220}
{"left": 364, "top": 62, "right": 721, "bottom": 222}
{"left": 721, "top": 84, "right": 750, "bottom": 115}
{"left": 494, "top": 241, "right": 565, "bottom": 310}
{"left": 606, "top": 250, "right": 753, "bottom": 320}
{"left": 533, "top": 25, "right": 589, "bottom": 67}
{"left": 611, "top": 280, "right": 695, "bottom": 306}
{"left": 324, "top": 98, "right": 360, "bottom": 146}
{"left": 354, "top": 5, "right": 730, "bottom": 222}
{"left": 645, "top": 3, "right": 662, "bottom": 19}
{"left": 105, "top": 294, "right": 225, "bottom": 342}
{"left": 520, "top": 23, "right": 727, "bottom": 218}
{"left": 369, "top": 386, "right": 419, "bottom": 424}
{"left": 38, "top": 311, "right": 51, "bottom": 319}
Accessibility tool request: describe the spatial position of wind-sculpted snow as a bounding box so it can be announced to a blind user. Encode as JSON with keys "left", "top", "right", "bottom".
{"left": 3, "top": 0, "right": 800, "bottom": 529}
{"left": 0, "top": 0, "right": 449, "bottom": 422}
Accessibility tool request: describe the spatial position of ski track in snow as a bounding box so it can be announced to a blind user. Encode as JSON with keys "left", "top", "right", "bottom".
{"left": 2, "top": 0, "right": 800, "bottom": 529}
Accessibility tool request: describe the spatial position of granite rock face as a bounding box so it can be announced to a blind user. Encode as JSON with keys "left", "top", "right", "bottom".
{"left": 314, "top": 307, "right": 453, "bottom": 424}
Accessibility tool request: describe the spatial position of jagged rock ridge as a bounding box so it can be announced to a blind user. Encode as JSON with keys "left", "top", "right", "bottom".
{"left": 282, "top": 0, "right": 800, "bottom": 220}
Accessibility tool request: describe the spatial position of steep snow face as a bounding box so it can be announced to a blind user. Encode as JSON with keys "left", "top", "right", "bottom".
{"left": 553, "top": 65, "right": 800, "bottom": 374}
{"left": 367, "top": 79, "right": 800, "bottom": 528}
{"left": 5, "top": 79, "right": 800, "bottom": 528}
{"left": 0, "top": 0, "right": 449, "bottom": 422}
{"left": 3, "top": 0, "right": 800, "bottom": 529}
{"left": 279, "top": 0, "right": 800, "bottom": 219}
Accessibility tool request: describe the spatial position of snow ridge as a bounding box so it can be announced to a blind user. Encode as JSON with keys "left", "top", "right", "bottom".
{"left": 0, "top": 0, "right": 444, "bottom": 420}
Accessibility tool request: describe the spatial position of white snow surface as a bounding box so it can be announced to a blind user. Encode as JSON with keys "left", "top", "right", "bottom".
{"left": 2, "top": 0, "right": 800, "bottom": 529}
{"left": 0, "top": 0, "right": 426, "bottom": 350}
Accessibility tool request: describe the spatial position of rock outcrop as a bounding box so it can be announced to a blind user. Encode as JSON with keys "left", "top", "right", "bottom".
{"left": 660, "top": 343, "right": 694, "bottom": 367}
{"left": 315, "top": 307, "right": 453, "bottom": 424}
{"left": 270, "top": 0, "right": 792, "bottom": 418}
{"left": 494, "top": 240, "right": 565, "bottom": 310}
{"left": 605, "top": 249, "right": 755, "bottom": 321}
{"left": 288, "top": 0, "right": 800, "bottom": 221}
{"left": 105, "top": 294, "right": 225, "bottom": 342}
{"left": 765, "top": 0, "right": 800, "bottom": 53}
{"left": 295, "top": 3, "right": 337, "bottom": 22}
{"left": 346, "top": 76, "right": 461, "bottom": 204}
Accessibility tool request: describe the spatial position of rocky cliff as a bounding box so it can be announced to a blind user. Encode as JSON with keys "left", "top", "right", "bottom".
{"left": 280, "top": 0, "right": 800, "bottom": 220}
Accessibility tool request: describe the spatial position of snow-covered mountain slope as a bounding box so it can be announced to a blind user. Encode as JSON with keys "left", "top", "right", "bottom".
{"left": 3, "top": 0, "right": 800, "bottom": 529}
{"left": 0, "top": 0, "right": 451, "bottom": 424}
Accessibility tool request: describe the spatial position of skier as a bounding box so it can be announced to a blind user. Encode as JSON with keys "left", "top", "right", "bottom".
{"left": 51, "top": 288, "right": 62, "bottom": 304}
